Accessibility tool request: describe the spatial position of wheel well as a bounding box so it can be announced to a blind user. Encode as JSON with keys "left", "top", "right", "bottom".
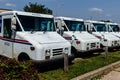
{"left": 100, "top": 44, "right": 104, "bottom": 48}
{"left": 18, "top": 53, "right": 30, "bottom": 61}
{"left": 71, "top": 46, "right": 77, "bottom": 57}
{"left": 71, "top": 46, "right": 77, "bottom": 52}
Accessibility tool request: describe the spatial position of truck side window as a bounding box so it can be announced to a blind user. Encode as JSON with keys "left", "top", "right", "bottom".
{"left": 55, "top": 22, "right": 57, "bottom": 28}
{"left": 16, "top": 21, "right": 22, "bottom": 31}
{"left": 86, "top": 25, "right": 89, "bottom": 31}
{"left": 3, "top": 19, "right": 12, "bottom": 38}
{"left": 92, "top": 27, "right": 95, "bottom": 32}
{"left": 87, "top": 25, "right": 90, "bottom": 32}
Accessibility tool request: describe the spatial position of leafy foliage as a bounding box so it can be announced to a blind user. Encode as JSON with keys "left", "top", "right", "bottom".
{"left": 100, "top": 20, "right": 111, "bottom": 22}
{"left": 23, "top": 2, "right": 53, "bottom": 15}
{"left": 0, "top": 56, "right": 39, "bottom": 80}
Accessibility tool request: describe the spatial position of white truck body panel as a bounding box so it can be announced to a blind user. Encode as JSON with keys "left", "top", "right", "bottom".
{"left": 55, "top": 17, "right": 100, "bottom": 52}
{"left": 0, "top": 11, "right": 72, "bottom": 62}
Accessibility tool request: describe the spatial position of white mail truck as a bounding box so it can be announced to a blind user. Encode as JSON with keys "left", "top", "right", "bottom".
{"left": 55, "top": 17, "right": 101, "bottom": 56}
{"left": 85, "top": 20, "right": 120, "bottom": 48}
{"left": 0, "top": 11, "right": 73, "bottom": 63}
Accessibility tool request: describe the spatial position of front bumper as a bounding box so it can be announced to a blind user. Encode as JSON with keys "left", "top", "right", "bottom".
{"left": 108, "top": 46, "right": 120, "bottom": 49}
{"left": 78, "top": 48, "right": 102, "bottom": 53}
{"left": 32, "top": 55, "right": 74, "bottom": 66}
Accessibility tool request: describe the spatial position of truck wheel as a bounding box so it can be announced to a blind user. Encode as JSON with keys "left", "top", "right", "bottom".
{"left": 18, "top": 53, "right": 30, "bottom": 61}
{"left": 68, "top": 56, "right": 74, "bottom": 65}
{"left": 71, "top": 47, "right": 77, "bottom": 57}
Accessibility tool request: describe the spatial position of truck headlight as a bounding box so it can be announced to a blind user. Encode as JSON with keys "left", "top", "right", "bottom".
{"left": 45, "top": 49, "right": 51, "bottom": 56}
{"left": 64, "top": 48, "right": 69, "bottom": 54}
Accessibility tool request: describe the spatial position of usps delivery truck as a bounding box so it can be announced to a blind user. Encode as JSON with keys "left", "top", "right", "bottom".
{"left": 55, "top": 17, "right": 101, "bottom": 56}
{"left": 85, "top": 20, "right": 120, "bottom": 48}
{"left": 0, "top": 11, "right": 72, "bottom": 63}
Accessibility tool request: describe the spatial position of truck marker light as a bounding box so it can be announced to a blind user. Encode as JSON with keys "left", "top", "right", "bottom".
{"left": 64, "top": 48, "right": 68, "bottom": 54}
{"left": 30, "top": 47, "right": 35, "bottom": 51}
{"left": 76, "top": 41, "right": 80, "bottom": 44}
{"left": 96, "top": 46, "right": 99, "bottom": 48}
{"left": 45, "top": 49, "right": 51, "bottom": 56}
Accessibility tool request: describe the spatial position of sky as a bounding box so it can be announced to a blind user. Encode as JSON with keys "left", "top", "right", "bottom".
{"left": 0, "top": 0, "right": 120, "bottom": 23}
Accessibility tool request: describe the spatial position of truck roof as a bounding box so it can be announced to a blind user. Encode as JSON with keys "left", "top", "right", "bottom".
{"left": 106, "top": 22, "right": 118, "bottom": 25}
{"left": 85, "top": 20, "right": 105, "bottom": 24}
{"left": 55, "top": 16, "right": 84, "bottom": 22}
{"left": 0, "top": 10, "right": 53, "bottom": 18}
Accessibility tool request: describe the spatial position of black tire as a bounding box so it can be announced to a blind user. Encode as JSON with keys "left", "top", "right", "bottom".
{"left": 18, "top": 53, "right": 30, "bottom": 61}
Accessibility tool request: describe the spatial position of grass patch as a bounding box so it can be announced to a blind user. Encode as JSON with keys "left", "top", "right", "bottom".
{"left": 38, "top": 51, "right": 120, "bottom": 80}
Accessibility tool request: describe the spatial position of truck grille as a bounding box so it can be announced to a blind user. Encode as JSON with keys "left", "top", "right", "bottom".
{"left": 114, "top": 41, "right": 119, "bottom": 46}
{"left": 91, "top": 43, "right": 96, "bottom": 48}
{"left": 53, "top": 48, "right": 63, "bottom": 56}
{"left": 114, "top": 41, "right": 118, "bottom": 44}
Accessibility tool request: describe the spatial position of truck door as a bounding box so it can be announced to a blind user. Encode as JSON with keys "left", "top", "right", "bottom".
{"left": 3, "top": 17, "right": 13, "bottom": 58}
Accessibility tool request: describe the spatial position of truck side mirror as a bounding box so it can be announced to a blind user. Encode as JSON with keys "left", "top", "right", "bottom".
{"left": 61, "top": 21, "right": 65, "bottom": 27}
{"left": 88, "top": 28, "right": 93, "bottom": 34}
{"left": 88, "top": 30, "right": 92, "bottom": 34}
{"left": 57, "top": 26, "right": 64, "bottom": 36}
{"left": 72, "top": 35, "right": 77, "bottom": 40}
{"left": 11, "top": 16, "right": 16, "bottom": 30}
{"left": 59, "top": 21, "right": 65, "bottom": 36}
{"left": 60, "top": 26, "right": 64, "bottom": 36}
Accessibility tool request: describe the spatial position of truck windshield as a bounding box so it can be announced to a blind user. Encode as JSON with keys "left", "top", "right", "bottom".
{"left": 64, "top": 20, "right": 85, "bottom": 31}
{"left": 110, "top": 25, "right": 120, "bottom": 32}
{"left": 17, "top": 15, "right": 55, "bottom": 31}
{"left": 93, "top": 23, "right": 107, "bottom": 32}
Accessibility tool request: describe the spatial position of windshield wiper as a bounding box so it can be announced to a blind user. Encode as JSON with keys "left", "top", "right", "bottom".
{"left": 43, "top": 27, "right": 47, "bottom": 34}
{"left": 79, "top": 28, "right": 82, "bottom": 33}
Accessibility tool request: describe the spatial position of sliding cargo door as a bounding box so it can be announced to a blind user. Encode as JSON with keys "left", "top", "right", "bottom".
{"left": 3, "top": 16, "right": 13, "bottom": 58}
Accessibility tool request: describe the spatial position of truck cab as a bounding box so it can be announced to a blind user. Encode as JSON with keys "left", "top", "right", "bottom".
{"left": 85, "top": 20, "right": 120, "bottom": 48}
{"left": 0, "top": 11, "right": 72, "bottom": 63}
{"left": 55, "top": 17, "right": 100, "bottom": 56}
{"left": 106, "top": 22, "right": 120, "bottom": 38}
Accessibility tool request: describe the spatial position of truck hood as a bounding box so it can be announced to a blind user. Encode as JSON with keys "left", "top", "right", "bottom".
{"left": 17, "top": 32, "right": 67, "bottom": 44}
{"left": 92, "top": 32, "right": 119, "bottom": 40}
{"left": 65, "top": 31, "right": 98, "bottom": 40}
{"left": 110, "top": 32, "right": 120, "bottom": 38}
{"left": 74, "top": 32, "right": 97, "bottom": 39}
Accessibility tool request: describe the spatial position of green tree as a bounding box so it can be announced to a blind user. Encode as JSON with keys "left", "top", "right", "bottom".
{"left": 23, "top": 2, "right": 52, "bottom": 15}
{"left": 100, "top": 20, "right": 111, "bottom": 22}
